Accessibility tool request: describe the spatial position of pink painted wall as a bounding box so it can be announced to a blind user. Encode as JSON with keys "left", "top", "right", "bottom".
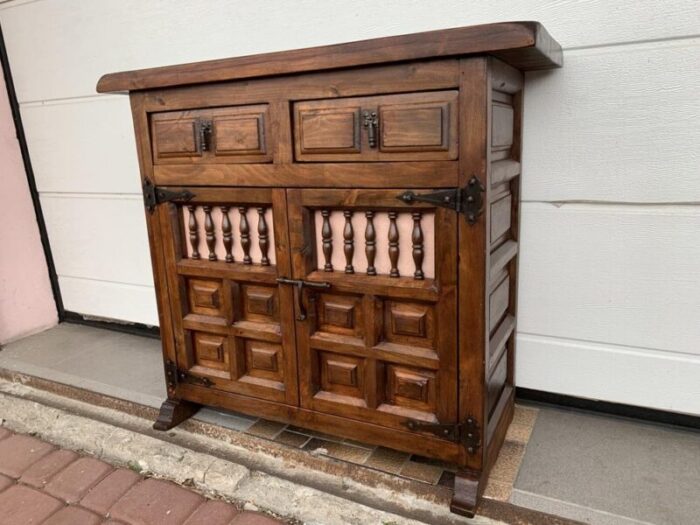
{"left": 0, "top": 67, "right": 57, "bottom": 344}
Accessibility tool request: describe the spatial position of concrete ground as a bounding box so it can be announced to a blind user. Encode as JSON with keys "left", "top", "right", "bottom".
{"left": 1, "top": 323, "right": 699, "bottom": 525}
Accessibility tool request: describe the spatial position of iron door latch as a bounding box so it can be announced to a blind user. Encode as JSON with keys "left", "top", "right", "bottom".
{"left": 404, "top": 416, "right": 481, "bottom": 454}
{"left": 163, "top": 359, "right": 214, "bottom": 390}
{"left": 143, "top": 178, "right": 195, "bottom": 213}
{"left": 397, "top": 176, "right": 485, "bottom": 225}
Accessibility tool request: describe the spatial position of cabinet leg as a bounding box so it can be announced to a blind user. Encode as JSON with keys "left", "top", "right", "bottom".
{"left": 153, "top": 398, "right": 200, "bottom": 431}
{"left": 450, "top": 469, "right": 483, "bottom": 518}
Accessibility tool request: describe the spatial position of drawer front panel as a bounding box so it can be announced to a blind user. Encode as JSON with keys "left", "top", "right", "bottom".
{"left": 294, "top": 91, "right": 458, "bottom": 162}
{"left": 151, "top": 105, "right": 271, "bottom": 164}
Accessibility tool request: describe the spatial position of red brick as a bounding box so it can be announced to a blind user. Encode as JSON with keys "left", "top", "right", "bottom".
{"left": 41, "top": 505, "right": 102, "bottom": 525}
{"left": 230, "top": 512, "right": 282, "bottom": 525}
{"left": 0, "top": 434, "right": 54, "bottom": 478}
{"left": 44, "top": 456, "right": 113, "bottom": 503}
{"left": 0, "top": 428, "right": 11, "bottom": 441}
{"left": 110, "top": 478, "right": 204, "bottom": 525}
{"left": 183, "top": 500, "right": 239, "bottom": 525}
{"left": 19, "top": 449, "right": 79, "bottom": 488}
{"left": 80, "top": 468, "right": 141, "bottom": 515}
{"left": 0, "top": 474, "right": 12, "bottom": 493}
{"left": 0, "top": 485, "right": 63, "bottom": 525}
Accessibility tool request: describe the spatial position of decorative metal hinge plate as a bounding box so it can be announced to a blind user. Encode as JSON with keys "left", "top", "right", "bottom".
{"left": 142, "top": 178, "right": 195, "bottom": 213}
{"left": 397, "top": 175, "right": 485, "bottom": 225}
{"left": 163, "top": 359, "right": 214, "bottom": 389}
{"left": 405, "top": 416, "right": 482, "bottom": 454}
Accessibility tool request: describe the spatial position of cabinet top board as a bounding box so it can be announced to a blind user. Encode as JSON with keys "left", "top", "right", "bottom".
{"left": 97, "top": 21, "right": 561, "bottom": 93}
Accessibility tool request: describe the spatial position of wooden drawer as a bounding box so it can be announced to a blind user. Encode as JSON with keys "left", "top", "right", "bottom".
{"left": 293, "top": 91, "right": 458, "bottom": 162}
{"left": 151, "top": 105, "right": 271, "bottom": 164}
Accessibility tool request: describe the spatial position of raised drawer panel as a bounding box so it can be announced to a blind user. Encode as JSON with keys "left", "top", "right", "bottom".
{"left": 294, "top": 90, "right": 458, "bottom": 162}
{"left": 151, "top": 105, "right": 271, "bottom": 164}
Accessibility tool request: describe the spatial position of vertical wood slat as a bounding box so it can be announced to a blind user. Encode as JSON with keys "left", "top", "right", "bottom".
{"left": 203, "top": 206, "right": 216, "bottom": 261}
{"left": 343, "top": 210, "right": 354, "bottom": 274}
{"left": 388, "top": 211, "right": 399, "bottom": 277}
{"left": 412, "top": 211, "right": 424, "bottom": 280}
{"left": 239, "top": 206, "right": 252, "bottom": 264}
{"left": 187, "top": 205, "right": 200, "bottom": 260}
{"left": 221, "top": 206, "right": 233, "bottom": 263}
{"left": 365, "top": 210, "right": 377, "bottom": 276}
{"left": 321, "top": 209, "right": 333, "bottom": 272}
{"left": 258, "top": 206, "right": 270, "bottom": 266}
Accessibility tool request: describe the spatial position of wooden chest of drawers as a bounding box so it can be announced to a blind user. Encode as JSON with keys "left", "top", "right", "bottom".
{"left": 98, "top": 21, "right": 562, "bottom": 516}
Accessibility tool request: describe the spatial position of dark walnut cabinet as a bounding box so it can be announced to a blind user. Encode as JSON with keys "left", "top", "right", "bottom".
{"left": 98, "top": 21, "right": 562, "bottom": 516}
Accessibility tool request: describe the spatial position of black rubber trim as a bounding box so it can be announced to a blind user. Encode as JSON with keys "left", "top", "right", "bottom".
{"left": 63, "top": 311, "right": 160, "bottom": 339}
{"left": 517, "top": 387, "right": 700, "bottom": 431}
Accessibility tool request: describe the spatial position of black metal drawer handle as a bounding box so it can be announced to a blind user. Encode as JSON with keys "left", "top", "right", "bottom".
{"left": 276, "top": 278, "right": 331, "bottom": 321}
{"left": 362, "top": 110, "right": 378, "bottom": 148}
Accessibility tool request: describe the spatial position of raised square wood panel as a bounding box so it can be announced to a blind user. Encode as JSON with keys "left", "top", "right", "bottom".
{"left": 152, "top": 117, "right": 200, "bottom": 159}
{"left": 293, "top": 91, "right": 458, "bottom": 162}
{"left": 190, "top": 331, "right": 231, "bottom": 379}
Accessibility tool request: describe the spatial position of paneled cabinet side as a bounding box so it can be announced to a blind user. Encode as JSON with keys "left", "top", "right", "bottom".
{"left": 484, "top": 58, "right": 524, "bottom": 471}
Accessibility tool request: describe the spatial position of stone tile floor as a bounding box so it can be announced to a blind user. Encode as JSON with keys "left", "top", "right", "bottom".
{"left": 0, "top": 427, "right": 281, "bottom": 525}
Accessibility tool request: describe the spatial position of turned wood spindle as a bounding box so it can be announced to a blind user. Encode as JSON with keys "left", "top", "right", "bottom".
{"left": 239, "top": 207, "right": 252, "bottom": 264}
{"left": 187, "top": 205, "right": 200, "bottom": 260}
{"left": 343, "top": 210, "right": 354, "bottom": 274}
{"left": 365, "top": 211, "right": 376, "bottom": 276}
{"left": 257, "top": 207, "right": 270, "bottom": 266}
{"left": 412, "top": 212, "right": 424, "bottom": 280}
{"left": 388, "top": 211, "right": 400, "bottom": 278}
{"left": 203, "top": 206, "right": 216, "bottom": 261}
{"left": 321, "top": 210, "right": 333, "bottom": 272}
{"left": 221, "top": 206, "right": 233, "bottom": 263}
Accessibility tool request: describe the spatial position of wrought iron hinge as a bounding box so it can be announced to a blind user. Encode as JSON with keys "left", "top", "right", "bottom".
{"left": 404, "top": 416, "right": 481, "bottom": 454}
{"left": 163, "top": 359, "right": 214, "bottom": 389}
{"left": 397, "top": 176, "right": 485, "bottom": 225}
{"left": 142, "top": 178, "right": 195, "bottom": 213}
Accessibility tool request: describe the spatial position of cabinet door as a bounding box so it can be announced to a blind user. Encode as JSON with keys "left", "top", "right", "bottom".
{"left": 293, "top": 91, "right": 458, "bottom": 162}
{"left": 151, "top": 105, "right": 272, "bottom": 164}
{"left": 286, "top": 189, "right": 458, "bottom": 432}
{"left": 159, "top": 188, "right": 297, "bottom": 405}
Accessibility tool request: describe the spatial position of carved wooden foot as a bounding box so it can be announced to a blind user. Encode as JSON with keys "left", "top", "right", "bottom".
{"left": 153, "top": 398, "right": 200, "bottom": 431}
{"left": 450, "top": 469, "right": 483, "bottom": 518}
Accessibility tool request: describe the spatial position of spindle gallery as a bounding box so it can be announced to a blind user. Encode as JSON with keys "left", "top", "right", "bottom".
{"left": 98, "top": 22, "right": 562, "bottom": 516}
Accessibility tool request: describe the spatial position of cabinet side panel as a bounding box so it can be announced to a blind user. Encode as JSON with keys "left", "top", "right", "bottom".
{"left": 484, "top": 59, "right": 523, "bottom": 459}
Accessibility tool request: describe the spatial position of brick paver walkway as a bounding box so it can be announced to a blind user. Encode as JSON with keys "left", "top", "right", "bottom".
{"left": 0, "top": 427, "right": 283, "bottom": 524}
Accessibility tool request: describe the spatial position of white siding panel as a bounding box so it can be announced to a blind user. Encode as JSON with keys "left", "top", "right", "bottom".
{"left": 21, "top": 96, "right": 140, "bottom": 194}
{"left": 59, "top": 276, "right": 158, "bottom": 326}
{"left": 40, "top": 194, "right": 153, "bottom": 287}
{"left": 516, "top": 334, "right": 700, "bottom": 415}
{"left": 1, "top": 0, "right": 699, "bottom": 101}
{"left": 518, "top": 203, "right": 700, "bottom": 355}
{"left": 523, "top": 39, "right": 700, "bottom": 203}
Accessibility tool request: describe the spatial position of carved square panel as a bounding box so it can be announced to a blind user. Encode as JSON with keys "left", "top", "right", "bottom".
{"left": 318, "top": 352, "right": 365, "bottom": 400}
{"left": 243, "top": 340, "right": 284, "bottom": 383}
{"left": 385, "top": 364, "right": 436, "bottom": 413}
{"left": 214, "top": 113, "right": 266, "bottom": 156}
{"left": 187, "top": 278, "right": 227, "bottom": 318}
{"left": 316, "top": 293, "right": 364, "bottom": 339}
{"left": 192, "top": 332, "right": 230, "bottom": 377}
{"left": 241, "top": 284, "right": 279, "bottom": 323}
{"left": 383, "top": 300, "right": 435, "bottom": 348}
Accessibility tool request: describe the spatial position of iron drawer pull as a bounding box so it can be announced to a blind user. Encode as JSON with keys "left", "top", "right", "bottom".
{"left": 276, "top": 278, "right": 331, "bottom": 321}
{"left": 362, "top": 110, "right": 378, "bottom": 148}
